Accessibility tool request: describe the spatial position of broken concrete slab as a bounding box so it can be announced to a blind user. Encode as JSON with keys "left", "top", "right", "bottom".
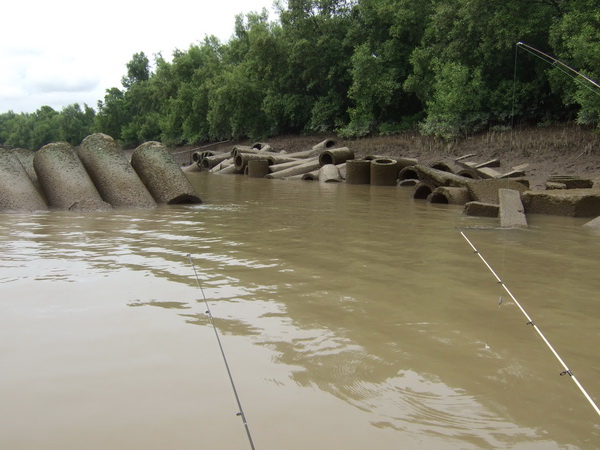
{"left": 546, "top": 175, "right": 594, "bottom": 189}
{"left": 466, "top": 179, "right": 529, "bottom": 204}
{"left": 463, "top": 201, "right": 499, "bottom": 217}
{"left": 499, "top": 188, "right": 528, "bottom": 228}
{"left": 522, "top": 189, "right": 600, "bottom": 217}
{"left": 475, "top": 159, "right": 501, "bottom": 168}
{"left": 475, "top": 167, "right": 503, "bottom": 179}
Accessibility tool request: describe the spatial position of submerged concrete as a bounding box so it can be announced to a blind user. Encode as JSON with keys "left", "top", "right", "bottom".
{"left": 522, "top": 189, "right": 600, "bottom": 217}
{"left": 0, "top": 149, "right": 47, "bottom": 212}
{"left": 131, "top": 141, "right": 202, "bottom": 204}
{"left": 33, "top": 142, "right": 111, "bottom": 211}
{"left": 78, "top": 133, "right": 156, "bottom": 209}
{"left": 499, "top": 189, "right": 528, "bottom": 228}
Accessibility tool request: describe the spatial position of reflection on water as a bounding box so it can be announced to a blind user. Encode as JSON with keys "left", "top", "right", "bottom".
{"left": 1, "top": 172, "right": 599, "bottom": 449}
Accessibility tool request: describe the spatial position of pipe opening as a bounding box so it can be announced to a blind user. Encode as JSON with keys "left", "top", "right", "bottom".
{"left": 414, "top": 184, "right": 432, "bottom": 199}
{"left": 430, "top": 193, "right": 449, "bottom": 204}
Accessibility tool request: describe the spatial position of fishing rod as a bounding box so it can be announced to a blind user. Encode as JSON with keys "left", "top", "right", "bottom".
{"left": 516, "top": 41, "right": 600, "bottom": 95}
{"left": 187, "top": 254, "right": 257, "bottom": 450}
{"left": 456, "top": 228, "right": 600, "bottom": 418}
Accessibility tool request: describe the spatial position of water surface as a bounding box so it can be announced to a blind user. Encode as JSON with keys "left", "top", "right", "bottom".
{"left": 1, "top": 173, "right": 599, "bottom": 449}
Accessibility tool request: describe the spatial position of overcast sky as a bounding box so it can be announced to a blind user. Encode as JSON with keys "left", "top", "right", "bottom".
{"left": 0, "top": 0, "right": 277, "bottom": 114}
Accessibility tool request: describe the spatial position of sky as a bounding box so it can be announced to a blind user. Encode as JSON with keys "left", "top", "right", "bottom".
{"left": 0, "top": 0, "right": 278, "bottom": 114}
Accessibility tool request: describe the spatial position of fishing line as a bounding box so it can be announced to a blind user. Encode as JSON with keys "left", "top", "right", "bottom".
{"left": 516, "top": 42, "right": 600, "bottom": 97}
{"left": 456, "top": 228, "right": 600, "bottom": 418}
{"left": 187, "top": 254, "right": 257, "bottom": 450}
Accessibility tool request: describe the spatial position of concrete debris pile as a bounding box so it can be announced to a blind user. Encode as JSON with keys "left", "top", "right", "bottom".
{"left": 189, "top": 138, "right": 600, "bottom": 227}
{"left": 0, "top": 133, "right": 202, "bottom": 213}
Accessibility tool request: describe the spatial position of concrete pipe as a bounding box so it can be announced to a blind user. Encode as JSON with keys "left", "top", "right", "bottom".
{"left": 231, "top": 145, "right": 259, "bottom": 158}
{"left": 318, "top": 147, "right": 354, "bottom": 166}
{"left": 301, "top": 171, "right": 319, "bottom": 180}
{"left": 318, "top": 164, "right": 342, "bottom": 183}
{"left": 429, "top": 186, "right": 471, "bottom": 205}
{"left": 131, "top": 141, "right": 202, "bottom": 204}
{"left": 209, "top": 157, "right": 234, "bottom": 173}
{"left": 413, "top": 181, "right": 435, "bottom": 200}
{"left": 265, "top": 160, "right": 321, "bottom": 179}
{"left": 202, "top": 153, "right": 230, "bottom": 170}
{"left": 0, "top": 149, "right": 47, "bottom": 212}
{"left": 370, "top": 158, "right": 399, "bottom": 186}
{"left": 284, "top": 150, "right": 314, "bottom": 159}
{"left": 336, "top": 163, "right": 347, "bottom": 180}
{"left": 215, "top": 164, "right": 239, "bottom": 174}
{"left": 398, "top": 166, "right": 419, "bottom": 181}
{"left": 269, "top": 158, "right": 317, "bottom": 173}
{"left": 77, "top": 133, "right": 156, "bottom": 209}
{"left": 33, "top": 142, "right": 111, "bottom": 211}
{"left": 266, "top": 155, "right": 303, "bottom": 165}
{"left": 346, "top": 160, "right": 371, "bottom": 185}
{"left": 252, "top": 142, "right": 273, "bottom": 153}
{"left": 312, "top": 138, "right": 336, "bottom": 151}
{"left": 192, "top": 151, "right": 203, "bottom": 163}
{"left": 247, "top": 159, "right": 270, "bottom": 178}
{"left": 234, "top": 153, "right": 266, "bottom": 172}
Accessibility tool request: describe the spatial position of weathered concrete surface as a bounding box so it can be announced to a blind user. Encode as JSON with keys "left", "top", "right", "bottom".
{"left": 265, "top": 159, "right": 321, "bottom": 179}
{"left": 318, "top": 164, "right": 342, "bottom": 183}
{"left": 429, "top": 186, "right": 471, "bottom": 205}
{"left": 247, "top": 159, "right": 270, "bottom": 178}
{"left": 0, "top": 149, "right": 47, "bottom": 212}
{"left": 413, "top": 181, "right": 435, "bottom": 200}
{"left": 318, "top": 147, "right": 354, "bottom": 166}
{"left": 370, "top": 158, "right": 399, "bottom": 186}
{"left": 11, "top": 148, "right": 39, "bottom": 187}
{"left": 499, "top": 188, "right": 528, "bottom": 228}
{"left": 463, "top": 201, "right": 499, "bottom": 217}
{"left": 546, "top": 175, "right": 594, "bottom": 189}
{"left": 522, "top": 189, "right": 600, "bottom": 217}
{"left": 583, "top": 216, "right": 600, "bottom": 228}
{"left": 33, "top": 142, "right": 111, "bottom": 211}
{"left": 78, "top": 133, "right": 156, "bottom": 208}
{"left": 467, "top": 179, "right": 529, "bottom": 204}
{"left": 414, "top": 165, "right": 471, "bottom": 188}
{"left": 346, "top": 159, "right": 371, "bottom": 185}
{"left": 131, "top": 141, "right": 202, "bottom": 204}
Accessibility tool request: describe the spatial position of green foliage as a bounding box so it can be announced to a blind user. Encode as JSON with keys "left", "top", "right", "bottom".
{"left": 3, "top": 0, "right": 600, "bottom": 145}
{"left": 419, "top": 61, "right": 488, "bottom": 139}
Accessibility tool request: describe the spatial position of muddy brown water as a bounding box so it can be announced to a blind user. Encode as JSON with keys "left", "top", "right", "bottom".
{"left": 1, "top": 172, "right": 599, "bottom": 449}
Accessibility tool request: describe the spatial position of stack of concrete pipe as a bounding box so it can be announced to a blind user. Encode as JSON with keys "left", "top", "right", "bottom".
{"left": 0, "top": 133, "right": 202, "bottom": 213}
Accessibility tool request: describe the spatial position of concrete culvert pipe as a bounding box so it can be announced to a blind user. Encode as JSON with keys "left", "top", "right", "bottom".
{"left": 201, "top": 153, "right": 230, "bottom": 170}
{"left": 265, "top": 159, "right": 321, "bottom": 179}
{"left": 77, "top": 133, "right": 156, "bottom": 209}
{"left": 318, "top": 147, "right": 354, "bottom": 166}
{"left": 247, "top": 159, "right": 270, "bottom": 178}
{"left": 131, "top": 141, "right": 202, "bottom": 204}
{"left": 33, "top": 142, "right": 111, "bottom": 211}
{"left": 398, "top": 166, "right": 418, "bottom": 181}
{"left": 346, "top": 159, "right": 371, "bottom": 185}
{"left": 0, "top": 149, "right": 48, "bottom": 212}
{"left": 429, "top": 186, "right": 471, "bottom": 205}
{"left": 312, "top": 138, "right": 336, "bottom": 151}
{"left": 318, "top": 164, "right": 342, "bottom": 183}
{"left": 413, "top": 182, "right": 435, "bottom": 200}
{"left": 370, "top": 158, "right": 399, "bottom": 186}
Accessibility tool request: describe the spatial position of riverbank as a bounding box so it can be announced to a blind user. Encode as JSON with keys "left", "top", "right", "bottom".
{"left": 178, "top": 125, "right": 600, "bottom": 190}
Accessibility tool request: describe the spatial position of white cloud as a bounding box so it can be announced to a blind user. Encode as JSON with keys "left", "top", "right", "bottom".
{"left": 0, "top": 0, "right": 277, "bottom": 114}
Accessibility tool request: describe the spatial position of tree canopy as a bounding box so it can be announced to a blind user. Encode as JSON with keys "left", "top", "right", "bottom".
{"left": 1, "top": 0, "right": 598, "bottom": 149}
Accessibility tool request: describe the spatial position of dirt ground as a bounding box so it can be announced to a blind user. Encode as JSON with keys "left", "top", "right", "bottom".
{"left": 178, "top": 124, "right": 600, "bottom": 190}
